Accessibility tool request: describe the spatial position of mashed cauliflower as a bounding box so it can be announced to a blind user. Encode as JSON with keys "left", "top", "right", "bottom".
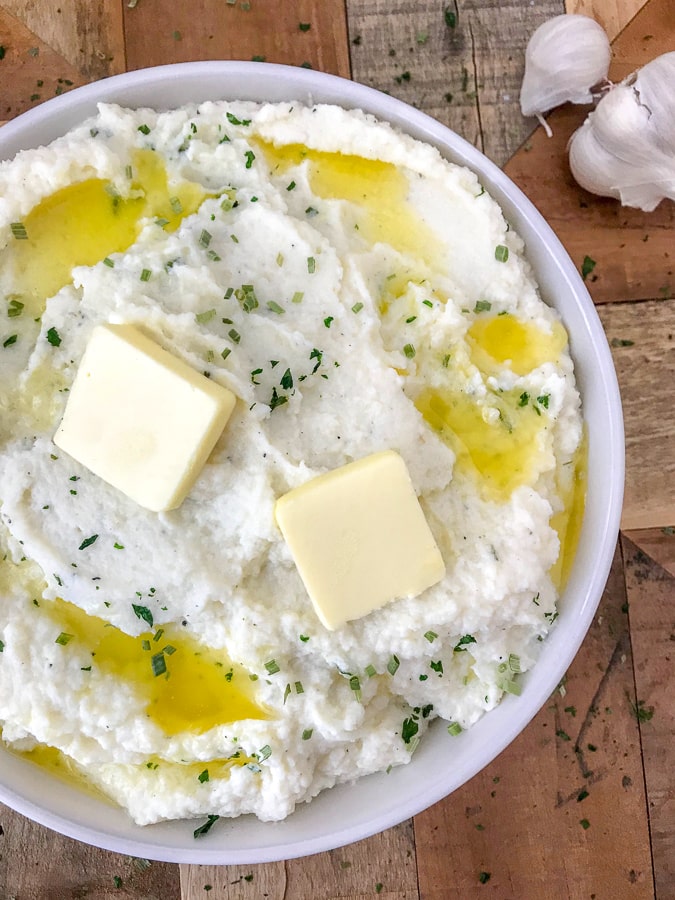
{"left": 0, "top": 101, "right": 583, "bottom": 825}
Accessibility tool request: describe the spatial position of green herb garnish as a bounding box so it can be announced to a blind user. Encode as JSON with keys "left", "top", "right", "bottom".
{"left": 495, "top": 244, "right": 509, "bottom": 262}
{"left": 193, "top": 814, "right": 220, "bottom": 838}
{"left": 55, "top": 632, "right": 73, "bottom": 646}
{"left": 10, "top": 222, "right": 28, "bottom": 240}
{"left": 132, "top": 604, "right": 154, "bottom": 628}
{"left": 46, "top": 327, "right": 62, "bottom": 347}
{"left": 78, "top": 534, "right": 99, "bottom": 550}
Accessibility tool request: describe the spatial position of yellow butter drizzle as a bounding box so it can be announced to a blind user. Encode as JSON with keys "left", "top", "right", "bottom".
{"left": 17, "top": 743, "right": 114, "bottom": 803}
{"left": 256, "top": 140, "right": 441, "bottom": 268}
{"left": 44, "top": 598, "right": 266, "bottom": 737}
{"left": 549, "top": 432, "right": 587, "bottom": 591}
{"left": 467, "top": 312, "right": 569, "bottom": 376}
{"left": 3, "top": 149, "right": 209, "bottom": 317}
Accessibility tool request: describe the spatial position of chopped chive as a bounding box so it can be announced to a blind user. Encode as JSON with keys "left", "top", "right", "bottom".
{"left": 508, "top": 653, "right": 521, "bottom": 673}
{"left": 228, "top": 328, "right": 241, "bottom": 343}
{"left": 267, "top": 300, "right": 285, "bottom": 314}
{"left": 55, "top": 632, "right": 73, "bottom": 646}
{"left": 286, "top": 181, "right": 296, "bottom": 191}
{"left": 495, "top": 244, "right": 509, "bottom": 262}
{"left": 3, "top": 334, "right": 17, "bottom": 348}
{"left": 264, "top": 659, "right": 280, "bottom": 675}
{"left": 206, "top": 249, "right": 222, "bottom": 261}
{"left": 403, "top": 343, "right": 415, "bottom": 359}
{"left": 294, "top": 680, "right": 304, "bottom": 694}
{"left": 102, "top": 257, "right": 114, "bottom": 268}
{"left": 7, "top": 298, "right": 24, "bottom": 318}
{"left": 474, "top": 299, "right": 492, "bottom": 313}
{"left": 299, "top": 22, "right": 311, "bottom": 31}
{"left": 302, "top": 728, "right": 313, "bottom": 740}
{"left": 169, "top": 196, "right": 183, "bottom": 214}
{"left": 422, "top": 299, "right": 433, "bottom": 308}
{"left": 447, "top": 721, "right": 462, "bottom": 736}
{"left": 291, "top": 291, "right": 304, "bottom": 304}
{"left": 140, "top": 268, "right": 151, "bottom": 282}
{"left": 258, "top": 744, "right": 272, "bottom": 761}
{"left": 351, "top": 302, "right": 364, "bottom": 314}
{"left": 221, "top": 347, "right": 231, "bottom": 360}
{"left": 151, "top": 652, "right": 167, "bottom": 676}
{"left": 276, "top": 252, "right": 284, "bottom": 266}
{"left": 10, "top": 222, "right": 28, "bottom": 240}
{"left": 137, "top": 124, "right": 151, "bottom": 135}
{"left": 199, "top": 229, "right": 212, "bottom": 248}
{"left": 365, "top": 664, "right": 377, "bottom": 678}
{"left": 387, "top": 655, "right": 400, "bottom": 676}
{"left": 196, "top": 308, "right": 217, "bottom": 324}
{"left": 299, "top": 634, "right": 310, "bottom": 642}
{"left": 305, "top": 206, "right": 318, "bottom": 217}
{"left": 424, "top": 630, "right": 438, "bottom": 643}
{"left": 406, "top": 315, "right": 417, "bottom": 323}
{"left": 307, "top": 257, "right": 316, "bottom": 274}
{"left": 349, "top": 675, "right": 362, "bottom": 701}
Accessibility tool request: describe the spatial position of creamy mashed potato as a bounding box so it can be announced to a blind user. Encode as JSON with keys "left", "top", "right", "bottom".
{"left": 0, "top": 102, "right": 583, "bottom": 826}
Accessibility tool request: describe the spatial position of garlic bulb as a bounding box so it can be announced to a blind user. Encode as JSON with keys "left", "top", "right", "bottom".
{"left": 520, "top": 14, "right": 611, "bottom": 136}
{"left": 568, "top": 52, "right": 675, "bottom": 211}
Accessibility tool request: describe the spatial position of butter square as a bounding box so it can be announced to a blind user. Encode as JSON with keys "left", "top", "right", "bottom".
{"left": 275, "top": 450, "right": 445, "bottom": 630}
{"left": 54, "top": 323, "right": 236, "bottom": 512}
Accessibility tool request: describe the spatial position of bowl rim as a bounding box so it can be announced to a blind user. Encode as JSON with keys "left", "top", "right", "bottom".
{"left": 0, "top": 60, "right": 624, "bottom": 864}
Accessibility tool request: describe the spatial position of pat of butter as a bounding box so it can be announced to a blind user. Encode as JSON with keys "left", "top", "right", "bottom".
{"left": 275, "top": 450, "right": 445, "bottom": 630}
{"left": 54, "top": 323, "right": 236, "bottom": 512}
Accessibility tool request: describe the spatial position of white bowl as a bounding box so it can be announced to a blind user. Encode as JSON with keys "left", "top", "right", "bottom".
{"left": 0, "top": 61, "right": 624, "bottom": 864}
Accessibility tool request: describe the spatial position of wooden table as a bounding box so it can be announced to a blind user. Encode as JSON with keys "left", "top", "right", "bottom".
{"left": 1, "top": 0, "right": 673, "bottom": 897}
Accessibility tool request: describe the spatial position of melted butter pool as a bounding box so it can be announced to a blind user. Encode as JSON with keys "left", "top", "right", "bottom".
{"left": 467, "top": 312, "right": 568, "bottom": 376}
{"left": 3, "top": 149, "right": 209, "bottom": 316}
{"left": 257, "top": 140, "right": 440, "bottom": 268}
{"left": 45, "top": 598, "right": 266, "bottom": 737}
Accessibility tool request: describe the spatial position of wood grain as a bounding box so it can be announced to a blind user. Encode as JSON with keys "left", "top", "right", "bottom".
{"left": 622, "top": 535, "right": 675, "bottom": 899}
{"left": 123, "top": 0, "right": 350, "bottom": 77}
{"left": 347, "top": 0, "right": 565, "bottom": 167}
{"left": 0, "top": 809, "right": 181, "bottom": 900}
{"left": 624, "top": 527, "right": 675, "bottom": 577}
{"left": 566, "top": 0, "right": 646, "bottom": 40}
{"left": 597, "top": 299, "right": 675, "bottom": 530}
{"left": 504, "top": 0, "right": 675, "bottom": 305}
{"left": 0, "top": 5, "right": 87, "bottom": 120}
{"left": 1, "top": 0, "right": 125, "bottom": 80}
{"left": 180, "top": 821, "right": 418, "bottom": 899}
{"left": 414, "top": 544, "right": 654, "bottom": 899}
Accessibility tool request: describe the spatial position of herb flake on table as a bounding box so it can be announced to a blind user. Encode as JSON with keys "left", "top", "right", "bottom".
{"left": 581, "top": 255, "right": 596, "bottom": 280}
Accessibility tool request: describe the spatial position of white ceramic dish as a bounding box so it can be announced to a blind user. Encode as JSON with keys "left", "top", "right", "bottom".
{"left": 0, "top": 61, "right": 624, "bottom": 864}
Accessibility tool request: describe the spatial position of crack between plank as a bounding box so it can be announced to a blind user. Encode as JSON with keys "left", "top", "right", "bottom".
{"left": 467, "top": 19, "right": 484, "bottom": 154}
{"left": 619, "top": 534, "right": 658, "bottom": 899}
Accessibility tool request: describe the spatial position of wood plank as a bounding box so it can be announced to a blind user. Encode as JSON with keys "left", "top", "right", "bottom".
{"left": 622, "top": 535, "right": 675, "bottom": 899}
{"left": 347, "top": 0, "right": 564, "bottom": 168}
{"left": 624, "top": 527, "right": 675, "bottom": 578}
{"left": 596, "top": 298, "right": 675, "bottom": 530}
{"left": 1, "top": 0, "right": 125, "bottom": 80}
{"left": 180, "top": 821, "right": 418, "bottom": 899}
{"left": 0, "top": 805, "right": 182, "bottom": 899}
{"left": 0, "top": 5, "right": 88, "bottom": 121}
{"left": 123, "top": 0, "right": 350, "bottom": 78}
{"left": 504, "top": 0, "right": 675, "bottom": 305}
{"left": 566, "top": 0, "right": 646, "bottom": 41}
{"left": 415, "top": 543, "right": 654, "bottom": 898}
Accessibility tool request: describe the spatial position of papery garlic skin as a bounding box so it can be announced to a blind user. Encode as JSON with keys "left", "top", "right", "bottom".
{"left": 568, "top": 52, "right": 675, "bottom": 211}
{"left": 520, "top": 14, "right": 611, "bottom": 135}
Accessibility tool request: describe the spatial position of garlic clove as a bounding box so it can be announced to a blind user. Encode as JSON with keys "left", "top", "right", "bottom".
{"left": 632, "top": 51, "right": 675, "bottom": 153}
{"left": 568, "top": 52, "right": 675, "bottom": 212}
{"left": 569, "top": 117, "right": 675, "bottom": 212}
{"left": 520, "top": 14, "right": 611, "bottom": 126}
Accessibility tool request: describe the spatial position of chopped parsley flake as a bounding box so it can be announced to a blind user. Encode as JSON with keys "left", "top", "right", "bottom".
{"left": 226, "top": 112, "right": 251, "bottom": 126}
{"left": 7, "top": 298, "right": 24, "bottom": 318}
{"left": 581, "top": 255, "right": 596, "bottom": 281}
{"left": 537, "top": 394, "right": 550, "bottom": 409}
{"left": 3, "top": 334, "right": 17, "bottom": 348}
{"left": 302, "top": 728, "right": 313, "bottom": 740}
{"left": 453, "top": 634, "right": 476, "bottom": 652}
{"left": 244, "top": 150, "right": 255, "bottom": 169}
{"left": 198, "top": 769, "right": 209, "bottom": 783}
{"left": 137, "top": 124, "right": 151, "bottom": 135}
{"left": 401, "top": 716, "right": 419, "bottom": 744}
{"left": 323, "top": 316, "right": 334, "bottom": 328}
{"left": 430, "top": 660, "right": 443, "bottom": 675}
{"left": 280, "top": 368, "right": 293, "bottom": 390}
{"left": 299, "top": 22, "right": 311, "bottom": 31}
{"left": 478, "top": 871, "right": 491, "bottom": 884}
{"left": 305, "top": 206, "right": 318, "bottom": 217}
{"left": 193, "top": 814, "right": 220, "bottom": 838}
{"left": 78, "top": 534, "right": 99, "bottom": 550}
{"left": 132, "top": 604, "right": 154, "bottom": 628}
{"left": 518, "top": 392, "right": 530, "bottom": 407}
{"left": 46, "top": 327, "right": 62, "bottom": 347}
{"left": 269, "top": 387, "right": 288, "bottom": 411}
{"left": 299, "top": 634, "right": 310, "bottom": 642}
